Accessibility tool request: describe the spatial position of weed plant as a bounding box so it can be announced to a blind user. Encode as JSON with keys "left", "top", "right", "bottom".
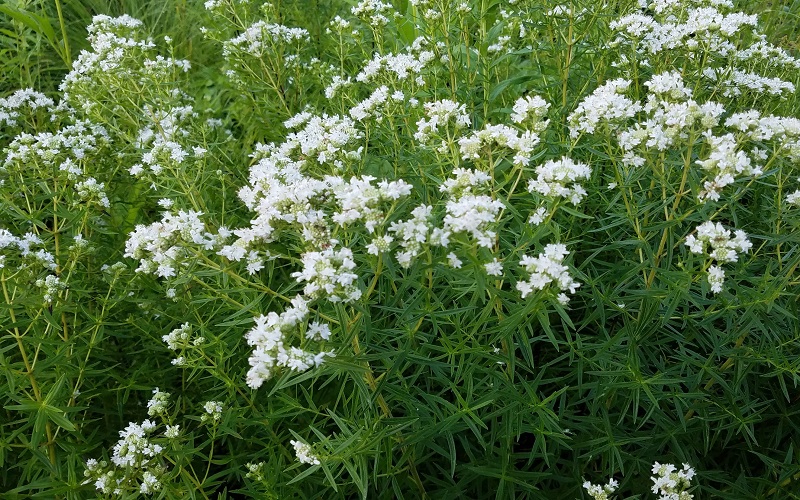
{"left": 2, "top": 0, "right": 800, "bottom": 498}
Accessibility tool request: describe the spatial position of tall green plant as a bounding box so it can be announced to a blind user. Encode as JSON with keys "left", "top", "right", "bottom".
{"left": 2, "top": 0, "right": 800, "bottom": 498}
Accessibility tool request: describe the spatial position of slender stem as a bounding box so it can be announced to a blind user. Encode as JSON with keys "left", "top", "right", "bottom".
{"left": 203, "top": 429, "right": 216, "bottom": 483}
{"left": 2, "top": 272, "right": 57, "bottom": 464}
{"left": 53, "top": 0, "right": 71, "bottom": 66}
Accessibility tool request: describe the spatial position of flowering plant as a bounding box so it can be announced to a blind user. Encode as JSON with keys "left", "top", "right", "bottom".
{"left": 2, "top": 0, "right": 800, "bottom": 497}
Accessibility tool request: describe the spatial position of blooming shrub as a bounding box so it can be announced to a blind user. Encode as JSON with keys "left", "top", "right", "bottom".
{"left": 2, "top": 0, "right": 800, "bottom": 497}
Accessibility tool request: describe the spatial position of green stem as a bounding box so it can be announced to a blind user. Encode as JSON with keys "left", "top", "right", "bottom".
{"left": 2, "top": 272, "right": 57, "bottom": 464}
{"left": 53, "top": 0, "right": 71, "bottom": 66}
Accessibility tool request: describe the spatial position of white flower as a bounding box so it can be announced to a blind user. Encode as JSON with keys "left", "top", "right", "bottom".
{"left": 414, "top": 99, "right": 470, "bottom": 143}
{"left": 568, "top": 79, "right": 641, "bottom": 138}
{"left": 367, "top": 235, "right": 393, "bottom": 255}
{"left": 686, "top": 221, "right": 752, "bottom": 263}
{"left": 389, "top": 205, "right": 434, "bottom": 268}
{"left": 528, "top": 157, "right": 592, "bottom": 205}
{"left": 686, "top": 221, "right": 751, "bottom": 295}
{"left": 245, "top": 296, "right": 332, "bottom": 389}
{"left": 162, "top": 323, "right": 192, "bottom": 350}
{"left": 202, "top": 401, "right": 223, "bottom": 423}
{"left": 36, "top": 274, "right": 65, "bottom": 304}
{"left": 584, "top": 477, "right": 618, "bottom": 500}
{"left": 510, "top": 95, "right": 550, "bottom": 131}
{"left": 442, "top": 194, "right": 504, "bottom": 248}
{"left": 306, "top": 321, "right": 332, "bottom": 341}
{"left": 146, "top": 388, "right": 170, "bottom": 416}
{"left": 290, "top": 439, "right": 320, "bottom": 465}
{"left": 447, "top": 252, "right": 463, "bottom": 269}
{"left": 529, "top": 207, "right": 549, "bottom": 225}
{"left": 651, "top": 462, "right": 696, "bottom": 499}
{"left": 292, "top": 246, "right": 361, "bottom": 303}
{"left": 458, "top": 124, "right": 540, "bottom": 166}
{"left": 485, "top": 259, "right": 503, "bottom": 276}
{"left": 708, "top": 265, "right": 725, "bottom": 294}
{"left": 517, "top": 244, "right": 580, "bottom": 300}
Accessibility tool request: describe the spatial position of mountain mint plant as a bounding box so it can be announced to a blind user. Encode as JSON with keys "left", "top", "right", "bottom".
{"left": 1, "top": 0, "right": 799, "bottom": 497}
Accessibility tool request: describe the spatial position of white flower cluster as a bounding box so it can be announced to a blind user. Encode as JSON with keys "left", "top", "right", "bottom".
{"left": 568, "top": 79, "right": 641, "bottom": 139}
{"left": 611, "top": 1, "right": 757, "bottom": 57}
{"left": 583, "top": 461, "right": 697, "bottom": 500}
{"left": 352, "top": 0, "right": 395, "bottom": 27}
{"left": 485, "top": 258, "right": 503, "bottom": 276}
{"left": 644, "top": 71, "right": 692, "bottom": 100}
{"left": 130, "top": 105, "right": 199, "bottom": 178}
{"left": 703, "top": 68, "right": 795, "bottom": 98}
{"left": 161, "top": 323, "right": 205, "bottom": 366}
{"left": 223, "top": 21, "right": 309, "bottom": 58}
{"left": 387, "top": 169, "right": 503, "bottom": 269}
{"left": 517, "top": 244, "right": 580, "bottom": 304}
{"left": 695, "top": 132, "right": 761, "bottom": 202}
{"left": 3, "top": 119, "right": 109, "bottom": 172}
{"left": 439, "top": 168, "right": 491, "bottom": 196}
{"left": 487, "top": 35, "right": 511, "bottom": 54}
{"left": 292, "top": 246, "right": 361, "bottom": 302}
{"left": 84, "top": 418, "right": 167, "bottom": 496}
{"left": 685, "top": 221, "right": 751, "bottom": 294}
{"left": 329, "top": 176, "right": 412, "bottom": 231}
{"left": 283, "top": 113, "right": 364, "bottom": 167}
{"left": 787, "top": 189, "right": 800, "bottom": 207}
{"left": 212, "top": 109, "right": 423, "bottom": 389}
{"left": 245, "top": 295, "right": 333, "bottom": 389}
{"left": 440, "top": 169, "right": 504, "bottom": 249}
{"left": 574, "top": 72, "right": 724, "bottom": 168}
{"left": 112, "top": 420, "right": 163, "bottom": 468}
{"left": 324, "top": 74, "right": 352, "bottom": 99}
{"left": 735, "top": 37, "right": 800, "bottom": 71}
{"left": 75, "top": 177, "right": 110, "bottom": 208}
{"left": 350, "top": 86, "right": 389, "bottom": 122}
{"left": 0, "top": 228, "right": 57, "bottom": 271}
{"left": 724, "top": 111, "right": 800, "bottom": 162}
{"left": 527, "top": 157, "right": 592, "bottom": 205}
{"left": 162, "top": 323, "right": 201, "bottom": 349}
{"left": 389, "top": 205, "right": 435, "bottom": 267}
{"left": 583, "top": 477, "right": 618, "bottom": 500}
{"left": 201, "top": 401, "right": 223, "bottom": 424}
{"left": 35, "top": 275, "right": 65, "bottom": 304}
{"left": 61, "top": 15, "right": 190, "bottom": 114}
{"left": 616, "top": 72, "right": 725, "bottom": 164}
{"left": 611, "top": 0, "right": 797, "bottom": 105}
{"left": 0, "top": 88, "right": 55, "bottom": 127}
{"left": 651, "top": 462, "right": 696, "bottom": 500}
{"left": 229, "top": 152, "right": 405, "bottom": 262}
{"left": 146, "top": 388, "right": 170, "bottom": 417}
{"left": 61, "top": 15, "right": 152, "bottom": 101}
{"left": 355, "top": 50, "right": 434, "bottom": 86}
{"left": 414, "top": 99, "right": 470, "bottom": 143}
{"left": 1, "top": 114, "right": 115, "bottom": 235}
{"left": 124, "top": 210, "right": 224, "bottom": 278}
{"left": 245, "top": 461, "right": 266, "bottom": 481}
{"left": 290, "top": 439, "right": 321, "bottom": 465}
{"left": 458, "top": 124, "right": 540, "bottom": 166}
{"left": 510, "top": 95, "right": 550, "bottom": 130}
{"left": 574, "top": 71, "right": 788, "bottom": 202}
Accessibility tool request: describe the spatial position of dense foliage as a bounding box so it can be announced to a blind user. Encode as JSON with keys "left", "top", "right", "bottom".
{"left": 2, "top": 0, "right": 800, "bottom": 498}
